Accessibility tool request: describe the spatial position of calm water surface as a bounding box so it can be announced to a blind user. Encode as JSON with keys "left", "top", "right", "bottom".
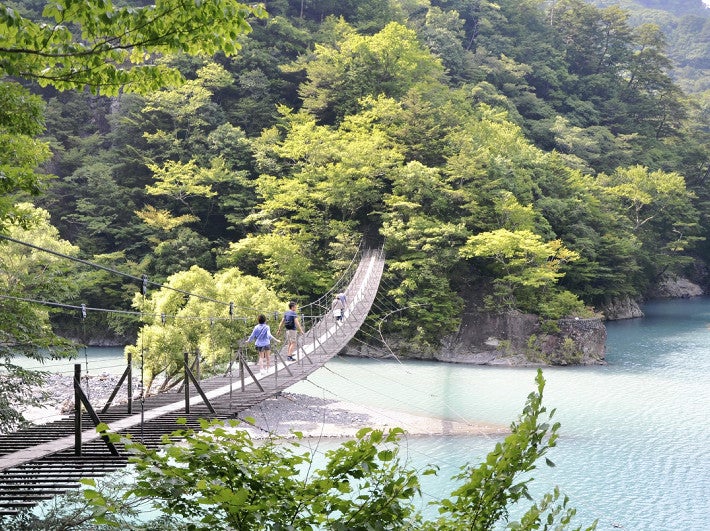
{"left": 22, "top": 299, "right": 709, "bottom": 529}
{"left": 15, "top": 346, "right": 127, "bottom": 376}
{"left": 289, "top": 297, "right": 710, "bottom": 530}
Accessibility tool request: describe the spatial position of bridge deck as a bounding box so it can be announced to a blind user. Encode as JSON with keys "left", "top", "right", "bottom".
{"left": 0, "top": 249, "right": 384, "bottom": 517}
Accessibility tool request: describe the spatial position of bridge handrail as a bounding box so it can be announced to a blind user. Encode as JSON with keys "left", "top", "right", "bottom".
{"left": 273, "top": 246, "right": 384, "bottom": 364}
{"left": 298, "top": 240, "right": 365, "bottom": 317}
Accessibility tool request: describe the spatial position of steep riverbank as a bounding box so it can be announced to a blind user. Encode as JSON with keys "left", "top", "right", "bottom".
{"left": 343, "top": 313, "right": 607, "bottom": 366}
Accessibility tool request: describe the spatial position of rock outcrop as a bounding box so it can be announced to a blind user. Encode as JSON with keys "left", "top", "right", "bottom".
{"left": 600, "top": 295, "right": 644, "bottom": 320}
{"left": 440, "top": 311, "right": 606, "bottom": 366}
{"left": 342, "top": 310, "right": 607, "bottom": 366}
{"left": 647, "top": 274, "right": 703, "bottom": 299}
{"left": 599, "top": 273, "right": 705, "bottom": 321}
{"left": 598, "top": 274, "right": 704, "bottom": 321}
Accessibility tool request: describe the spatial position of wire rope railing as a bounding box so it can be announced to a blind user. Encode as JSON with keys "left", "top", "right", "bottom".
{"left": 0, "top": 249, "right": 384, "bottom": 513}
{"left": 3, "top": 247, "right": 386, "bottom": 427}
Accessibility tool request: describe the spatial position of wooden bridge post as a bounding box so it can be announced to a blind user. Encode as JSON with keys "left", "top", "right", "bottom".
{"left": 236, "top": 345, "right": 264, "bottom": 392}
{"left": 127, "top": 352, "right": 132, "bottom": 414}
{"left": 274, "top": 348, "right": 278, "bottom": 388}
{"left": 239, "top": 346, "right": 245, "bottom": 391}
{"left": 184, "top": 352, "right": 190, "bottom": 414}
{"left": 227, "top": 347, "right": 233, "bottom": 408}
{"left": 182, "top": 351, "right": 217, "bottom": 414}
{"left": 73, "top": 364, "right": 119, "bottom": 456}
{"left": 74, "top": 363, "right": 82, "bottom": 456}
{"left": 312, "top": 317, "right": 316, "bottom": 362}
{"left": 101, "top": 352, "right": 133, "bottom": 414}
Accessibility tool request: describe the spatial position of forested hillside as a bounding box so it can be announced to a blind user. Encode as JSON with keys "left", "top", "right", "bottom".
{"left": 590, "top": 0, "right": 710, "bottom": 93}
{"left": 2, "top": 0, "right": 709, "bottom": 351}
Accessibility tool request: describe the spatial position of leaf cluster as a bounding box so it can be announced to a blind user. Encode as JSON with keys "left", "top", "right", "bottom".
{"left": 71, "top": 371, "right": 597, "bottom": 530}
{"left": 0, "top": 0, "right": 266, "bottom": 95}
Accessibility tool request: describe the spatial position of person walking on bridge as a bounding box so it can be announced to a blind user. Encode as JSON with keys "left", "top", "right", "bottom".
{"left": 277, "top": 301, "right": 304, "bottom": 361}
{"left": 332, "top": 293, "right": 346, "bottom": 323}
{"left": 246, "top": 314, "right": 280, "bottom": 374}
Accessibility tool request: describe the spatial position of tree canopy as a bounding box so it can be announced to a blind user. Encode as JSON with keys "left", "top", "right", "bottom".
{"left": 0, "top": 204, "right": 77, "bottom": 431}
{"left": 0, "top": 0, "right": 708, "bottom": 365}
{"left": 0, "top": 0, "right": 266, "bottom": 95}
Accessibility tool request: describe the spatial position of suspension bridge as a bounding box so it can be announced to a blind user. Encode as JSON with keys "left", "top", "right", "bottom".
{"left": 0, "top": 248, "right": 385, "bottom": 517}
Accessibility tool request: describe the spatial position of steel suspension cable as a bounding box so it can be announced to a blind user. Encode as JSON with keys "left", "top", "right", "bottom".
{"left": 0, "top": 233, "right": 260, "bottom": 312}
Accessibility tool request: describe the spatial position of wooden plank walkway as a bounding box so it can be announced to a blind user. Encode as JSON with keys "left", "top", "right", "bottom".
{"left": 0, "top": 249, "right": 384, "bottom": 517}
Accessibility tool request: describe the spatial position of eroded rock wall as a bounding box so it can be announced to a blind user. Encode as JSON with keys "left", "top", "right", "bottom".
{"left": 342, "top": 311, "right": 607, "bottom": 366}
{"left": 647, "top": 274, "right": 703, "bottom": 299}
{"left": 440, "top": 311, "right": 606, "bottom": 366}
{"left": 600, "top": 295, "right": 644, "bottom": 320}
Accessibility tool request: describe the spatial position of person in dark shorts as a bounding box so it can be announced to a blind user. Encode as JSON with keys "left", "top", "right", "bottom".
{"left": 332, "top": 293, "right": 346, "bottom": 323}
{"left": 276, "top": 301, "right": 304, "bottom": 361}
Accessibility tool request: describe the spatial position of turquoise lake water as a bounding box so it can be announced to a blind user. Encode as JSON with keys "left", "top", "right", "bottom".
{"left": 288, "top": 297, "right": 710, "bottom": 530}
{"left": 14, "top": 345, "right": 127, "bottom": 375}
{"left": 20, "top": 298, "right": 709, "bottom": 529}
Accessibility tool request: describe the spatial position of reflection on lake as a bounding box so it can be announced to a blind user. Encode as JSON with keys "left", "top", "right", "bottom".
{"left": 288, "top": 297, "right": 710, "bottom": 530}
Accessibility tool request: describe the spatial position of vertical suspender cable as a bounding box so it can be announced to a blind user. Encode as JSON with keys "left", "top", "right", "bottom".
{"left": 81, "top": 304, "right": 90, "bottom": 401}
{"left": 209, "top": 318, "right": 214, "bottom": 374}
{"left": 140, "top": 274, "right": 148, "bottom": 443}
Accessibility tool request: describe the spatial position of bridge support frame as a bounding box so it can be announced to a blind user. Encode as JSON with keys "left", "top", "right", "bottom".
{"left": 237, "top": 346, "right": 264, "bottom": 392}
{"left": 101, "top": 352, "right": 132, "bottom": 414}
{"left": 183, "top": 352, "right": 216, "bottom": 414}
{"left": 73, "top": 364, "right": 119, "bottom": 456}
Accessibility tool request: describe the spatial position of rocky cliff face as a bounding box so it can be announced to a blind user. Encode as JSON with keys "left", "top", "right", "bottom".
{"left": 439, "top": 311, "right": 606, "bottom": 366}
{"left": 600, "top": 274, "right": 705, "bottom": 321}
{"left": 342, "top": 310, "right": 607, "bottom": 366}
{"left": 646, "top": 274, "right": 704, "bottom": 299}
{"left": 600, "top": 295, "right": 645, "bottom": 320}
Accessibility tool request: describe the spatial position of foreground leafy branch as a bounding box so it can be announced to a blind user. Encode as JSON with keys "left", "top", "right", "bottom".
{"left": 424, "top": 370, "right": 591, "bottom": 531}
{"left": 53, "top": 370, "right": 597, "bottom": 530}
{"left": 0, "top": 0, "right": 266, "bottom": 94}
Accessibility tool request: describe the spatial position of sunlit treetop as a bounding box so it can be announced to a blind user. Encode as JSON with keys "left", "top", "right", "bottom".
{"left": 0, "top": 0, "right": 267, "bottom": 95}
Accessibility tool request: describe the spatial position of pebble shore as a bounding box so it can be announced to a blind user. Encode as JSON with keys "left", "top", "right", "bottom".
{"left": 25, "top": 373, "right": 507, "bottom": 439}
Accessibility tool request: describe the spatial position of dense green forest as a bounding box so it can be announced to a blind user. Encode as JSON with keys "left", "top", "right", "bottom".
{"left": 1, "top": 1, "right": 706, "bottom": 525}
{"left": 589, "top": 0, "right": 710, "bottom": 93}
{"left": 2, "top": 0, "right": 709, "bottom": 352}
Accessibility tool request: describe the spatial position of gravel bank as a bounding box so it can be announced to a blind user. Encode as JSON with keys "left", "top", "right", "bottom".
{"left": 234, "top": 392, "right": 508, "bottom": 439}
{"left": 23, "top": 373, "right": 141, "bottom": 425}
{"left": 24, "top": 374, "right": 507, "bottom": 439}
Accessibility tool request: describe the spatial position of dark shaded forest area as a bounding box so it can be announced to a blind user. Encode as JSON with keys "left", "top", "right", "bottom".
{"left": 2, "top": 0, "right": 709, "bottom": 348}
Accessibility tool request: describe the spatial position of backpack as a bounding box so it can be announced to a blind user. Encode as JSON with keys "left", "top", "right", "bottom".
{"left": 284, "top": 313, "right": 296, "bottom": 330}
